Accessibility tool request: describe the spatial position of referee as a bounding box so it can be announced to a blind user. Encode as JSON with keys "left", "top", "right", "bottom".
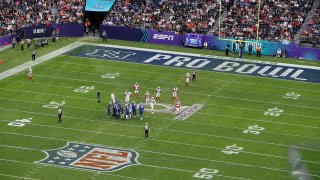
{"left": 58, "top": 107, "right": 63, "bottom": 125}
{"left": 144, "top": 123, "right": 150, "bottom": 139}
{"left": 192, "top": 69, "right": 197, "bottom": 81}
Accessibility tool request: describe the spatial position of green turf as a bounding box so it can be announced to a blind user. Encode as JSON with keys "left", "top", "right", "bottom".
{"left": 0, "top": 38, "right": 319, "bottom": 180}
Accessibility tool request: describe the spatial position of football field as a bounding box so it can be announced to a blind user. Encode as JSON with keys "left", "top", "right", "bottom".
{"left": 0, "top": 40, "right": 320, "bottom": 180}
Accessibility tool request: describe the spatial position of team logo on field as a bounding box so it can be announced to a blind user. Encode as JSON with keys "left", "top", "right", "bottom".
{"left": 86, "top": 49, "right": 136, "bottom": 59}
{"left": 37, "top": 142, "right": 139, "bottom": 172}
{"left": 144, "top": 103, "right": 204, "bottom": 120}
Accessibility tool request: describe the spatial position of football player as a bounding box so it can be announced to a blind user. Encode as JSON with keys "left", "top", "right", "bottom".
{"left": 28, "top": 70, "right": 33, "bottom": 82}
{"left": 133, "top": 82, "right": 140, "bottom": 96}
{"left": 155, "top": 86, "right": 161, "bottom": 101}
{"left": 172, "top": 86, "right": 179, "bottom": 101}
{"left": 145, "top": 91, "right": 151, "bottom": 106}
{"left": 175, "top": 98, "right": 181, "bottom": 114}
{"left": 124, "top": 90, "right": 132, "bottom": 103}
{"left": 149, "top": 97, "right": 156, "bottom": 114}
{"left": 111, "top": 92, "right": 116, "bottom": 104}
{"left": 139, "top": 103, "right": 144, "bottom": 120}
{"left": 185, "top": 72, "right": 190, "bottom": 87}
{"left": 132, "top": 101, "right": 137, "bottom": 118}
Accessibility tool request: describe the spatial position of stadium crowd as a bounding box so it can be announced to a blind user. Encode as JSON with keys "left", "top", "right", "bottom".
{"left": 0, "top": 0, "right": 84, "bottom": 37}
{"left": 102, "top": 0, "right": 229, "bottom": 34}
{"left": 56, "top": 0, "right": 84, "bottom": 23}
{"left": 217, "top": 0, "right": 314, "bottom": 42}
{"left": 300, "top": 5, "right": 320, "bottom": 47}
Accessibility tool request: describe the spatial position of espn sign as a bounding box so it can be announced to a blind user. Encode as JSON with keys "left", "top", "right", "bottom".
{"left": 153, "top": 34, "right": 174, "bottom": 41}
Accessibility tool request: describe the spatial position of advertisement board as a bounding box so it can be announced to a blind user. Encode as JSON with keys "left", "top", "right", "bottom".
{"left": 85, "top": 0, "right": 116, "bottom": 12}
{"left": 184, "top": 33, "right": 204, "bottom": 47}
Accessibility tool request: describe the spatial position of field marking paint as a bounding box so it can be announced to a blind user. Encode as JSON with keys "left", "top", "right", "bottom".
{"left": 243, "top": 125, "right": 265, "bottom": 135}
{"left": 2, "top": 131, "right": 320, "bottom": 178}
{"left": 81, "top": 42, "right": 320, "bottom": 71}
{"left": 2, "top": 91, "right": 320, "bottom": 132}
{"left": 0, "top": 173, "right": 38, "bottom": 180}
{"left": 221, "top": 144, "right": 244, "bottom": 155}
{"left": 1, "top": 98, "right": 320, "bottom": 142}
{"left": 264, "top": 107, "right": 284, "bottom": 117}
{"left": 1, "top": 118, "right": 320, "bottom": 164}
{"left": 20, "top": 73, "right": 320, "bottom": 111}
{"left": 2, "top": 93, "right": 320, "bottom": 132}
{"left": 0, "top": 144, "right": 250, "bottom": 180}
{"left": 65, "top": 42, "right": 320, "bottom": 84}
{"left": 8, "top": 117, "right": 32, "bottom": 127}
{"left": 0, "top": 157, "right": 145, "bottom": 180}
{"left": 42, "top": 101, "right": 66, "bottom": 109}
{"left": 49, "top": 60, "right": 320, "bottom": 95}
{"left": 283, "top": 92, "right": 301, "bottom": 100}
{"left": 0, "top": 42, "right": 82, "bottom": 80}
{"left": 193, "top": 168, "right": 219, "bottom": 180}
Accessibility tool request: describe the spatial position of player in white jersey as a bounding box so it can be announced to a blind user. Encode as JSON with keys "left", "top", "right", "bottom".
{"left": 124, "top": 90, "right": 132, "bottom": 103}
{"left": 29, "top": 67, "right": 32, "bottom": 73}
{"left": 185, "top": 72, "right": 190, "bottom": 87}
{"left": 111, "top": 92, "right": 116, "bottom": 104}
{"left": 172, "top": 86, "right": 179, "bottom": 101}
{"left": 133, "top": 82, "right": 140, "bottom": 96}
{"left": 145, "top": 91, "right": 151, "bottom": 106}
{"left": 149, "top": 97, "right": 156, "bottom": 114}
{"left": 155, "top": 86, "right": 161, "bottom": 101}
{"left": 175, "top": 99, "right": 181, "bottom": 114}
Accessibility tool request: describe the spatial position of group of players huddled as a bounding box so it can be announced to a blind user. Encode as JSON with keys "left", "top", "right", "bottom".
{"left": 101, "top": 69, "right": 197, "bottom": 120}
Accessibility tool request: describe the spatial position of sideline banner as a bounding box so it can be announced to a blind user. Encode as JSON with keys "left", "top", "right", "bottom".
{"left": 99, "top": 25, "right": 183, "bottom": 46}
{"left": 20, "top": 23, "right": 84, "bottom": 39}
{"left": 99, "top": 25, "right": 320, "bottom": 61}
{"left": 0, "top": 34, "right": 15, "bottom": 47}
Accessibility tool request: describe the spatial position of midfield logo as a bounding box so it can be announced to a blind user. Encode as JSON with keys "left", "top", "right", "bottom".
{"left": 37, "top": 142, "right": 139, "bottom": 172}
{"left": 86, "top": 49, "right": 136, "bottom": 59}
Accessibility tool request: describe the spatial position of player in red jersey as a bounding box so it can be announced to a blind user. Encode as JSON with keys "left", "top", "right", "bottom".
{"left": 134, "top": 82, "right": 140, "bottom": 96}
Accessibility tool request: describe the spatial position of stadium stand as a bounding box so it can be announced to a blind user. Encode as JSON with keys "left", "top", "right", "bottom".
{"left": 300, "top": 5, "right": 320, "bottom": 47}
{"left": 217, "top": 0, "right": 314, "bottom": 42}
{"left": 0, "top": 0, "right": 55, "bottom": 36}
{"left": 102, "top": 0, "right": 229, "bottom": 34}
{"left": 56, "top": 0, "right": 84, "bottom": 23}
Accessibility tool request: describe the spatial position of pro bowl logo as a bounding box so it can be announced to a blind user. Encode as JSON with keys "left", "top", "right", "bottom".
{"left": 37, "top": 142, "right": 139, "bottom": 172}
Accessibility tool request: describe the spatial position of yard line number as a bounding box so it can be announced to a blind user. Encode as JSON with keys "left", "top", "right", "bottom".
{"left": 221, "top": 144, "right": 243, "bottom": 155}
{"left": 43, "top": 101, "right": 65, "bottom": 109}
{"left": 193, "top": 168, "right": 219, "bottom": 179}
{"left": 243, "top": 125, "right": 265, "bottom": 135}
{"left": 8, "top": 118, "right": 32, "bottom": 127}
{"left": 101, "top": 73, "right": 119, "bottom": 79}
{"left": 264, "top": 107, "right": 284, "bottom": 116}
{"left": 73, "top": 86, "right": 95, "bottom": 93}
{"left": 283, "top": 92, "right": 300, "bottom": 99}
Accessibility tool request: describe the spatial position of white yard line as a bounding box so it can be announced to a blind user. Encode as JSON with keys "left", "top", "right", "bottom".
{"left": 1, "top": 94, "right": 320, "bottom": 135}
{"left": 0, "top": 157, "right": 145, "bottom": 180}
{"left": 16, "top": 73, "right": 320, "bottom": 110}
{"left": 1, "top": 131, "right": 320, "bottom": 179}
{"left": 49, "top": 60, "right": 320, "bottom": 94}
{"left": 0, "top": 173, "right": 38, "bottom": 180}
{"left": 1, "top": 118, "right": 320, "bottom": 163}
{"left": 36, "top": 66, "right": 320, "bottom": 101}
{"left": 0, "top": 131, "right": 320, "bottom": 177}
{"left": 0, "top": 41, "right": 83, "bottom": 80}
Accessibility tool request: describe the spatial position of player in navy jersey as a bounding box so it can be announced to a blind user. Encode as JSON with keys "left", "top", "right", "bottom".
{"left": 139, "top": 104, "right": 144, "bottom": 120}
{"left": 106, "top": 102, "right": 112, "bottom": 118}
{"left": 132, "top": 101, "right": 137, "bottom": 118}
{"left": 125, "top": 103, "right": 130, "bottom": 120}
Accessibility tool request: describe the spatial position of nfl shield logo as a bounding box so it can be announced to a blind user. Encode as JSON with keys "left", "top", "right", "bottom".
{"left": 37, "top": 142, "right": 139, "bottom": 172}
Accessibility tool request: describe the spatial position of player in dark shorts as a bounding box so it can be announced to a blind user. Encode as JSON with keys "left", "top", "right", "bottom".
{"left": 58, "top": 108, "right": 63, "bottom": 125}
